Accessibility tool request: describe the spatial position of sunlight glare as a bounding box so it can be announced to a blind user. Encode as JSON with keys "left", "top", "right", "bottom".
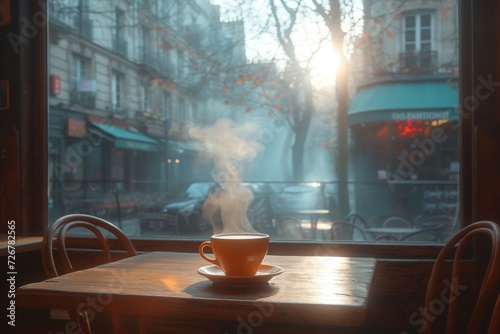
{"left": 310, "top": 48, "right": 340, "bottom": 88}
{"left": 161, "top": 276, "right": 179, "bottom": 292}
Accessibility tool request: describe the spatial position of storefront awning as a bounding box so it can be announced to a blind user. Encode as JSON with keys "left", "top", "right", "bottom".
{"left": 348, "top": 80, "right": 459, "bottom": 125}
{"left": 91, "top": 122, "right": 159, "bottom": 152}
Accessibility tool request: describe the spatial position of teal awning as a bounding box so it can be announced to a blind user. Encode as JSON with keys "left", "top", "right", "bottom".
{"left": 91, "top": 122, "right": 158, "bottom": 152}
{"left": 348, "top": 80, "right": 459, "bottom": 125}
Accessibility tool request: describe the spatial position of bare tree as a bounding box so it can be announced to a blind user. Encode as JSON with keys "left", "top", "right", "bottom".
{"left": 309, "top": 0, "right": 351, "bottom": 217}
{"left": 268, "top": 0, "right": 316, "bottom": 181}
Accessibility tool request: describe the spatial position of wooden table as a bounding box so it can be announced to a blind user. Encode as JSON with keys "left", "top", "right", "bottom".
{"left": 0, "top": 236, "right": 42, "bottom": 256}
{"left": 17, "top": 252, "right": 376, "bottom": 333}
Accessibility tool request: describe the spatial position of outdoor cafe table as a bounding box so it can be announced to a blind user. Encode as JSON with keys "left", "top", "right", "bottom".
{"left": 17, "top": 252, "right": 377, "bottom": 333}
{"left": 293, "top": 209, "right": 330, "bottom": 238}
{"left": 365, "top": 227, "right": 422, "bottom": 240}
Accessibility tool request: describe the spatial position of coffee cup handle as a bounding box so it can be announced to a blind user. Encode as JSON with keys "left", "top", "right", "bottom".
{"left": 198, "top": 241, "right": 219, "bottom": 266}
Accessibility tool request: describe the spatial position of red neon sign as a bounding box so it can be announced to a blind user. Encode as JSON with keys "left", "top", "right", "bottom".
{"left": 50, "top": 75, "right": 61, "bottom": 96}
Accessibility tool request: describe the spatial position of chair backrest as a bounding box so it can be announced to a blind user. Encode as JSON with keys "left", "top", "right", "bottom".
{"left": 382, "top": 216, "right": 411, "bottom": 228}
{"left": 489, "top": 293, "right": 500, "bottom": 334}
{"left": 330, "top": 220, "right": 367, "bottom": 241}
{"left": 423, "top": 221, "right": 500, "bottom": 334}
{"left": 42, "top": 214, "right": 137, "bottom": 278}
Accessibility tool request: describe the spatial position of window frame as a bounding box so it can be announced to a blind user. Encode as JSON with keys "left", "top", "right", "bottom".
{"left": 162, "top": 92, "right": 170, "bottom": 119}
{"left": 71, "top": 55, "right": 88, "bottom": 90}
{"left": 10, "top": 0, "right": 499, "bottom": 258}
{"left": 111, "top": 71, "right": 124, "bottom": 110}
{"left": 403, "top": 12, "right": 434, "bottom": 52}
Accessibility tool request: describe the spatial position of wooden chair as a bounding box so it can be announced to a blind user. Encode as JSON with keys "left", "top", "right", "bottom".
{"left": 43, "top": 214, "right": 137, "bottom": 278}
{"left": 423, "top": 221, "right": 500, "bottom": 334}
{"left": 488, "top": 292, "right": 500, "bottom": 334}
{"left": 42, "top": 214, "right": 137, "bottom": 334}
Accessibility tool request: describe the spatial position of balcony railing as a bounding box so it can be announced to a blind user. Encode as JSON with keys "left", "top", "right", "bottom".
{"left": 399, "top": 50, "right": 438, "bottom": 74}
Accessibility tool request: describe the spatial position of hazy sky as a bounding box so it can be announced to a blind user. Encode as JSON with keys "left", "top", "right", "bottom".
{"left": 211, "top": 0, "right": 364, "bottom": 87}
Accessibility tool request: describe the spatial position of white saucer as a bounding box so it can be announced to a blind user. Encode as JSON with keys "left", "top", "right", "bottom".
{"left": 197, "top": 264, "right": 284, "bottom": 285}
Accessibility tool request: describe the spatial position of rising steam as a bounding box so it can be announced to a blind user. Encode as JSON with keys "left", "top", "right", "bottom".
{"left": 189, "top": 119, "right": 264, "bottom": 234}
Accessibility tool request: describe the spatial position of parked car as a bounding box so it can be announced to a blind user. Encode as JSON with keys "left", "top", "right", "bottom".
{"left": 139, "top": 182, "right": 273, "bottom": 235}
{"left": 269, "top": 182, "right": 332, "bottom": 218}
{"left": 243, "top": 182, "right": 274, "bottom": 233}
{"left": 139, "top": 182, "right": 215, "bottom": 235}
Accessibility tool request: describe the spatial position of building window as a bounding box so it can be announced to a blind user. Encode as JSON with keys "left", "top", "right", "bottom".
{"left": 114, "top": 9, "right": 127, "bottom": 57}
{"left": 70, "top": 55, "right": 95, "bottom": 108}
{"left": 162, "top": 92, "right": 169, "bottom": 119}
{"left": 403, "top": 13, "right": 433, "bottom": 52}
{"left": 178, "top": 98, "right": 185, "bottom": 123}
{"left": 177, "top": 50, "right": 184, "bottom": 81}
{"left": 111, "top": 72, "right": 124, "bottom": 111}
{"left": 401, "top": 13, "right": 435, "bottom": 71}
{"left": 72, "top": 55, "right": 87, "bottom": 90}
{"left": 140, "top": 85, "right": 149, "bottom": 112}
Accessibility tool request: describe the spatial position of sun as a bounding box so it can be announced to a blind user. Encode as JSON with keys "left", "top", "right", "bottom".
{"left": 309, "top": 48, "right": 340, "bottom": 88}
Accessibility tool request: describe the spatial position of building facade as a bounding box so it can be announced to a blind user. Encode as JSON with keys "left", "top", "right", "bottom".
{"left": 47, "top": 0, "right": 251, "bottom": 220}
{"left": 348, "top": 0, "right": 459, "bottom": 222}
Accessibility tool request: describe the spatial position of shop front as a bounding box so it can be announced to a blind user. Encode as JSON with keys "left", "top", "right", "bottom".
{"left": 348, "top": 77, "right": 459, "bottom": 222}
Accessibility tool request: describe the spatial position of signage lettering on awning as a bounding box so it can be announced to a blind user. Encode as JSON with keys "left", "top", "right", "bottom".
{"left": 391, "top": 111, "right": 450, "bottom": 120}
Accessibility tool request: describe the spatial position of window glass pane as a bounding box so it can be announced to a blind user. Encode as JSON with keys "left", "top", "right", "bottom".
{"left": 405, "top": 15, "right": 416, "bottom": 28}
{"left": 47, "top": 0, "right": 459, "bottom": 244}
{"left": 405, "top": 31, "right": 416, "bottom": 43}
{"left": 421, "top": 29, "right": 431, "bottom": 42}
{"left": 405, "top": 43, "right": 416, "bottom": 52}
{"left": 421, "top": 14, "right": 431, "bottom": 27}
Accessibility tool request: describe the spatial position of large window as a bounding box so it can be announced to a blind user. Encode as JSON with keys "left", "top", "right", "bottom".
{"left": 403, "top": 13, "right": 433, "bottom": 52}
{"left": 111, "top": 71, "right": 124, "bottom": 111}
{"left": 42, "top": 0, "right": 465, "bottom": 246}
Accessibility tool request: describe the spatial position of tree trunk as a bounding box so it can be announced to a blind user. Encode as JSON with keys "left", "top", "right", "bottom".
{"left": 292, "top": 73, "right": 315, "bottom": 181}
{"left": 329, "top": 0, "right": 350, "bottom": 218}
{"left": 335, "top": 55, "right": 350, "bottom": 218}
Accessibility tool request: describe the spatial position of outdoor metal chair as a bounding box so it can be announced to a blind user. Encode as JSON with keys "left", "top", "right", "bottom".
{"left": 382, "top": 216, "right": 412, "bottom": 228}
{"left": 414, "top": 215, "right": 456, "bottom": 241}
{"left": 329, "top": 220, "right": 367, "bottom": 241}
{"left": 344, "top": 212, "right": 370, "bottom": 229}
{"left": 400, "top": 225, "right": 446, "bottom": 243}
